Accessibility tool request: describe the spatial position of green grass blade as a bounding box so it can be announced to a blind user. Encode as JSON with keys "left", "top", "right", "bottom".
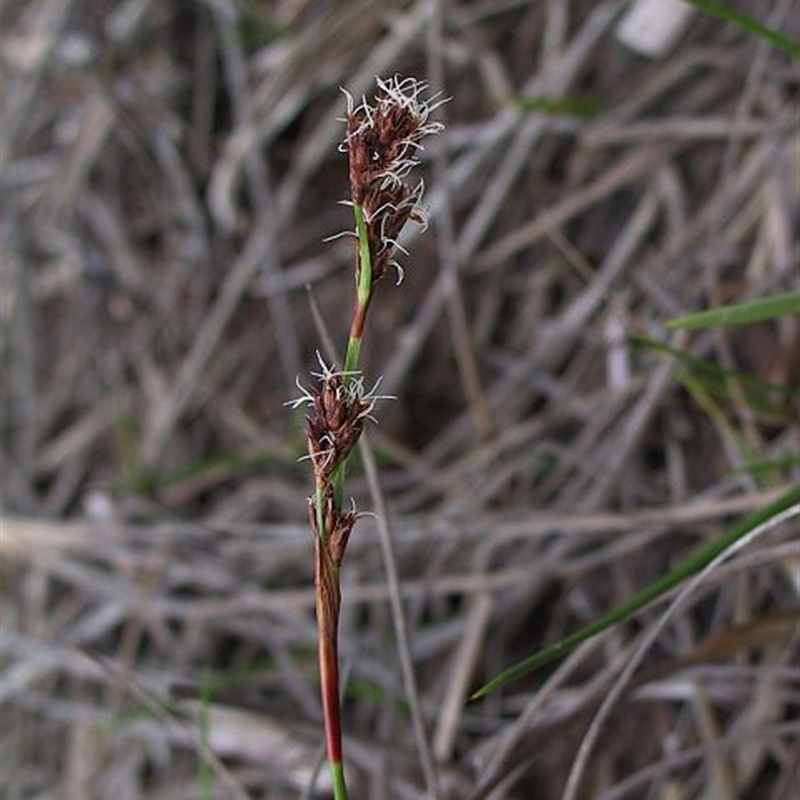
{"left": 666, "top": 290, "right": 800, "bottom": 329}
{"left": 732, "top": 454, "right": 800, "bottom": 475}
{"left": 631, "top": 334, "right": 797, "bottom": 396}
{"left": 632, "top": 333, "right": 798, "bottom": 420}
{"left": 683, "top": 0, "right": 800, "bottom": 56}
{"left": 677, "top": 366, "right": 756, "bottom": 459}
{"left": 513, "top": 94, "right": 601, "bottom": 117}
{"left": 470, "top": 484, "right": 800, "bottom": 698}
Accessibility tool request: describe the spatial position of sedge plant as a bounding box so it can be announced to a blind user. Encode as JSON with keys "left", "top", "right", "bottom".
{"left": 288, "top": 76, "right": 444, "bottom": 799}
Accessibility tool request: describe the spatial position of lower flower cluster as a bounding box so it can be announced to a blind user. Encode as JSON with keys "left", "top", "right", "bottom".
{"left": 288, "top": 355, "right": 390, "bottom": 558}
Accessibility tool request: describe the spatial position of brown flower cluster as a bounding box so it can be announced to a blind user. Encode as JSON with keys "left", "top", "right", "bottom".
{"left": 302, "top": 369, "right": 373, "bottom": 482}
{"left": 288, "top": 356, "right": 387, "bottom": 549}
{"left": 341, "top": 76, "right": 444, "bottom": 283}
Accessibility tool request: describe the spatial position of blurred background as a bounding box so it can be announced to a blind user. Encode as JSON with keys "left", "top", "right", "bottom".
{"left": 1, "top": 0, "right": 798, "bottom": 798}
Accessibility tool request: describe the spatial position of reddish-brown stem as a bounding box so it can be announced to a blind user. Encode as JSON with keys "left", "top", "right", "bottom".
{"left": 318, "top": 613, "right": 343, "bottom": 763}
{"left": 315, "top": 538, "right": 344, "bottom": 766}
{"left": 348, "top": 288, "right": 372, "bottom": 343}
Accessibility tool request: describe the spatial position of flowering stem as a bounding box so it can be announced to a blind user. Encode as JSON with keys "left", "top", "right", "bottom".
{"left": 298, "top": 77, "right": 443, "bottom": 800}
{"left": 314, "top": 200, "right": 374, "bottom": 799}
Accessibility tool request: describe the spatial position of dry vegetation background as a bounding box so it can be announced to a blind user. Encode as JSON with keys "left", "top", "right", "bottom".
{"left": 1, "top": 0, "right": 799, "bottom": 798}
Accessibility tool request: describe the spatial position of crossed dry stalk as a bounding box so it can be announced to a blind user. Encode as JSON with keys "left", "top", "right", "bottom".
{"left": 289, "top": 76, "right": 444, "bottom": 797}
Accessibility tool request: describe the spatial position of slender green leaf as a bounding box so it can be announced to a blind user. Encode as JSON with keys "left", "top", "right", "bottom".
{"left": 471, "top": 484, "right": 800, "bottom": 698}
{"left": 631, "top": 335, "right": 797, "bottom": 396}
{"left": 514, "top": 94, "right": 601, "bottom": 117}
{"left": 128, "top": 449, "right": 282, "bottom": 493}
{"left": 632, "top": 333, "right": 798, "bottom": 419}
{"left": 732, "top": 454, "right": 800, "bottom": 475}
{"left": 683, "top": 0, "right": 800, "bottom": 57}
{"left": 666, "top": 291, "right": 800, "bottom": 329}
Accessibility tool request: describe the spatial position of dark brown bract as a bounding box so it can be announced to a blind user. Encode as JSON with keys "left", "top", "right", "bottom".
{"left": 308, "top": 487, "right": 357, "bottom": 567}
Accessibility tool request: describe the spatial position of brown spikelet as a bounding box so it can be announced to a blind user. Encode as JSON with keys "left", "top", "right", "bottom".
{"left": 341, "top": 76, "right": 444, "bottom": 285}
{"left": 304, "top": 371, "right": 373, "bottom": 482}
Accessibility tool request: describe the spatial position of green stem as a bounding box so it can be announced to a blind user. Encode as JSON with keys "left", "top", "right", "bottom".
{"left": 344, "top": 203, "right": 373, "bottom": 376}
{"left": 353, "top": 203, "right": 372, "bottom": 318}
{"left": 334, "top": 201, "right": 375, "bottom": 509}
{"left": 344, "top": 336, "right": 362, "bottom": 377}
{"left": 329, "top": 760, "right": 348, "bottom": 800}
